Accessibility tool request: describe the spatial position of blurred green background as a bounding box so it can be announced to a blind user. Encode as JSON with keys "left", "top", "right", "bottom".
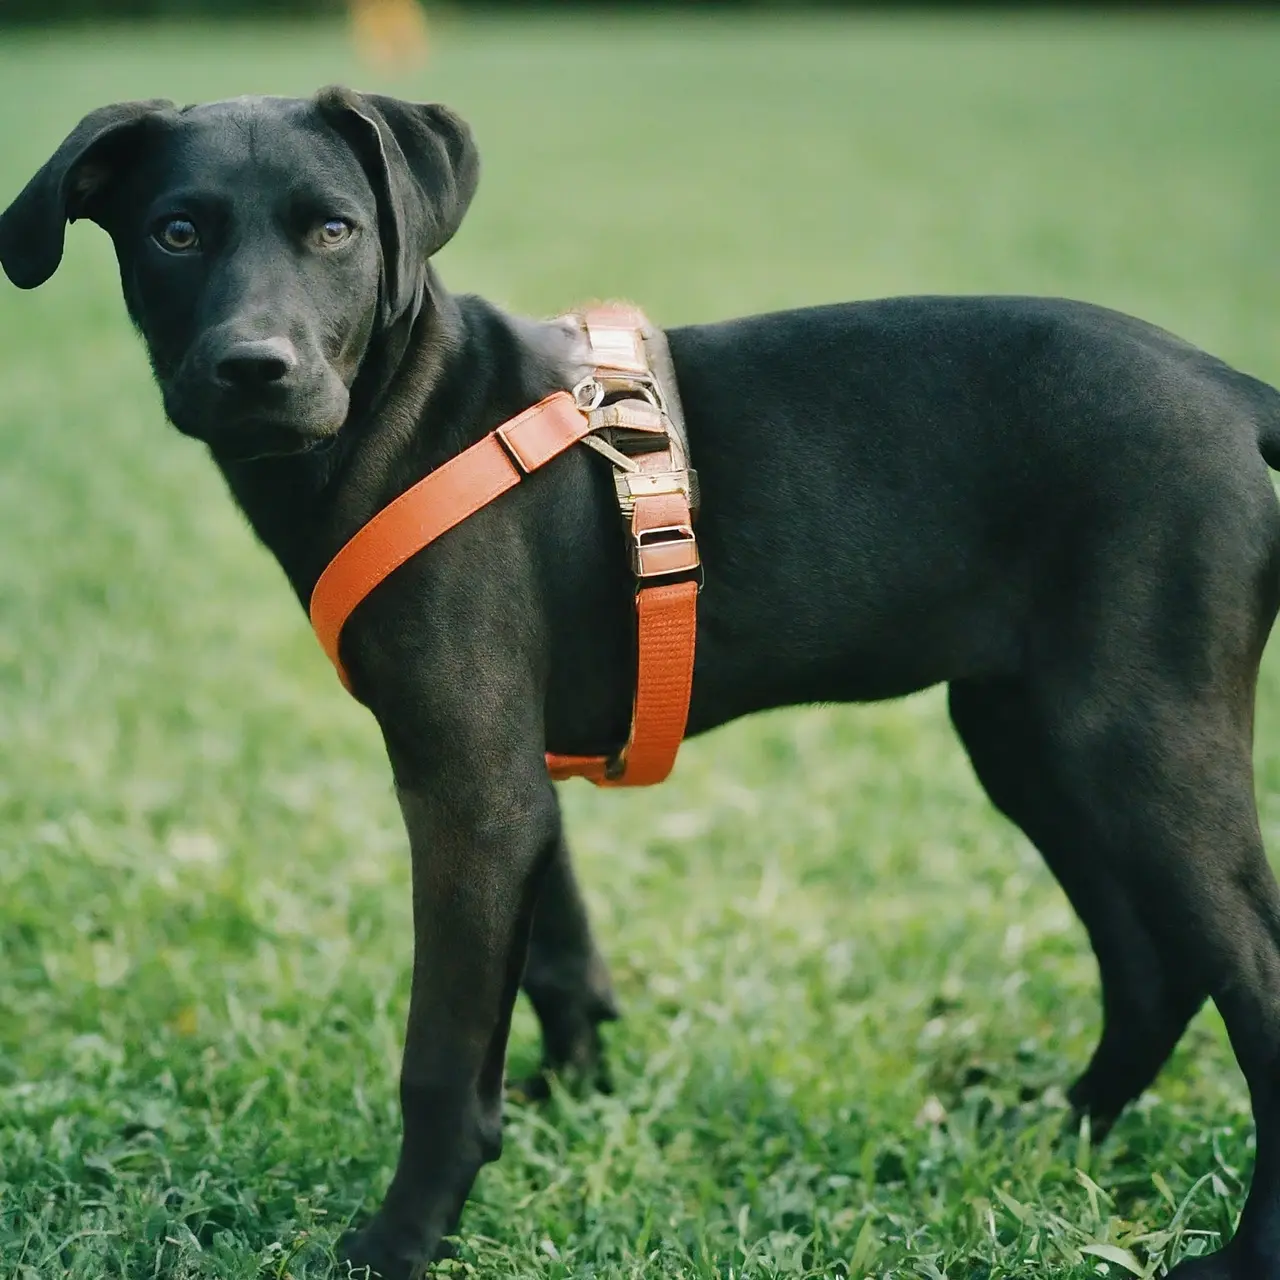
{"left": 1, "top": 9, "right": 1279, "bottom": 1280}
{"left": 0, "top": 0, "right": 1249, "bottom": 21}
{"left": 1, "top": 0, "right": 331, "bottom": 18}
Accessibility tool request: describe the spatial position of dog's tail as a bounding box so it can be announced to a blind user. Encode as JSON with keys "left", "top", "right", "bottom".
{"left": 1235, "top": 368, "right": 1280, "bottom": 471}
{"left": 1261, "top": 417, "right": 1280, "bottom": 473}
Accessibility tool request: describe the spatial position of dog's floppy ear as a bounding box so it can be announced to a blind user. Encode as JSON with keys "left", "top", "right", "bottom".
{"left": 0, "top": 100, "right": 174, "bottom": 290}
{"left": 316, "top": 86, "right": 479, "bottom": 325}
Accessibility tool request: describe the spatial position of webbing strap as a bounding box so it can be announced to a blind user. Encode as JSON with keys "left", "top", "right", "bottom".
{"left": 546, "top": 579, "right": 698, "bottom": 785}
{"left": 310, "top": 393, "right": 589, "bottom": 691}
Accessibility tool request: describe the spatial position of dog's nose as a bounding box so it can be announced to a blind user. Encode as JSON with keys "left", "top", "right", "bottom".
{"left": 213, "top": 338, "right": 299, "bottom": 389}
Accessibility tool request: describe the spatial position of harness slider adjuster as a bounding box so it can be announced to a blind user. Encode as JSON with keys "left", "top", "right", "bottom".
{"left": 631, "top": 523, "right": 700, "bottom": 579}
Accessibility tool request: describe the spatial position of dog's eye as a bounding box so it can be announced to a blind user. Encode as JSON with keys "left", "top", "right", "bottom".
{"left": 154, "top": 217, "right": 200, "bottom": 252}
{"left": 315, "top": 218, "right": 354, "bottom": 248}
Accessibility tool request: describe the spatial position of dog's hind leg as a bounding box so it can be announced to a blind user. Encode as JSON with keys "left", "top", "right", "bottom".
{"left": 949, "top": 678, "right": 1204, "bottom": 1135}
{"left": 515, "top": 831, "right": 619, "bottom": 1098}
{"left": 1029, "top": 677, "right": 1280, "bottom": 1280}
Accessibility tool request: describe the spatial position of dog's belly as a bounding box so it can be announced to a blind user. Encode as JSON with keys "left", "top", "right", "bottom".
{"left": 685, "top": 575, "right": 1021, "bottom": 732}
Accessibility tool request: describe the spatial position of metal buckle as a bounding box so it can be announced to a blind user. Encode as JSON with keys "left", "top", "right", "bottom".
{"left": 614, "top": 469, "right": 695, "bottom": 516}
{"left": 630, "top": 523, "right": 699, "bottom": 579}
{"left": 573, "top": 372, "right": 663, "bottom": 412}
{"left": 572, "top": 376, "right": 604, "bottom": 412}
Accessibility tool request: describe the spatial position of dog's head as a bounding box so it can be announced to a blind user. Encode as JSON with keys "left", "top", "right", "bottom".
{"left": 0, "top": 89, "right": 478, "bottom": 459}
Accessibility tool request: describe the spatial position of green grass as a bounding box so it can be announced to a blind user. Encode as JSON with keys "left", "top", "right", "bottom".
{"left": 2, "top": 10, "right": 1280, "bottom": 1278}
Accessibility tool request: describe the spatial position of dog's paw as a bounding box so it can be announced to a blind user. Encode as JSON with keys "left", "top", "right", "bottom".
{"left": 339, "top": 1222, "right": 455, "bottom": 1280}
{"left": 510, "top": 1024, "right": 615, "bottom": 1105}
{"left": 1163, "top": 1257, "right": 1233, "bottom": 1279}
{"left": 1167, "top": 1259, "right": 1223, "bottom": 1280}
{"left": 1164, "top": 1244, "right": 1280, "bottom": 1280}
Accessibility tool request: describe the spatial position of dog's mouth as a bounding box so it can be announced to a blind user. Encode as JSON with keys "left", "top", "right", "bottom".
{"left": 162, "top": 376, "right": 349, "bottom": 461}
{"left": 211, "top": 425, "right": 341, "bottom": 462}
{"left": 191, "top": 415, "right": 344, "bottom": 460}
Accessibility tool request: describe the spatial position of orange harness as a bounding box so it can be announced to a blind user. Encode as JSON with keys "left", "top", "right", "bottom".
{"left": 308, "top": 304, "right": 700, "bottom": 786}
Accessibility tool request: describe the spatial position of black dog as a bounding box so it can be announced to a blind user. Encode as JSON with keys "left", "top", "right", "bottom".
{"left": 4, "top": 90, "right": 1280, "bottom": 1280}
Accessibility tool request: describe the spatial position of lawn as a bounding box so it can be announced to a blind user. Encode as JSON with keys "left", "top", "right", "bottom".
{"left": 2, "top": 10, "right": 1280, "bottom": 1279}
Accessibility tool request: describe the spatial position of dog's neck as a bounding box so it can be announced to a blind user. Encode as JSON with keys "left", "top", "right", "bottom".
{"left": 209, "top": 271, "right": 581, "bottom": 609}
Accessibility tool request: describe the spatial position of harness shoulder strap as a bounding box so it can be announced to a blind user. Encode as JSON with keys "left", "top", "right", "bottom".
{"left": 310, "top": 393, "right": 589, "bottom": 691}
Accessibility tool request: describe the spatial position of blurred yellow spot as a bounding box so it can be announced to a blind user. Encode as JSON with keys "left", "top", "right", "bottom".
{"left": 349, "top": 0, "right": 431, "bottom": 72}
{"left": 173, "top": 1005, "right": 199, "bottom": 1036}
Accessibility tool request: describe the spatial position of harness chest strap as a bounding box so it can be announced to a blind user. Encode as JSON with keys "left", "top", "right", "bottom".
{"left": 308, "top": 392, "right": 591, "bottom": 682}
{"left": 309, "top": 326, "right": 699, "bottom": 786}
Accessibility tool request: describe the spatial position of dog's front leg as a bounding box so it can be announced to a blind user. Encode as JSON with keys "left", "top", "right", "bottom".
{"left": 342, "top": 761, "right": 558, "bottom": 1278}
